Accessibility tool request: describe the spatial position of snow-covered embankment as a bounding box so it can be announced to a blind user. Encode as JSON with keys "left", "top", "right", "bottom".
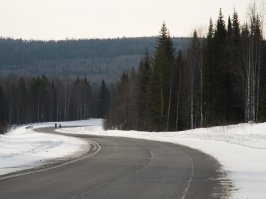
{"left": 0, "top": 122, "right": 90, "bottom": 176}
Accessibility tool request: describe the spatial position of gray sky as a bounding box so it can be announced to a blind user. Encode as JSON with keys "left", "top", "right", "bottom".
{"left": 0, "top": 0, "right": 264, "bottom": 40}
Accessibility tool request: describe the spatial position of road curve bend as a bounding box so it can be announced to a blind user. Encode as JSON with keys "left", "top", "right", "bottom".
{"left": 0, "top": 127, "right": 232, "bottom": 199}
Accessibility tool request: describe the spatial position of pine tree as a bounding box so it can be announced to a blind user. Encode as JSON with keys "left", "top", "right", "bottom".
{"left": 114, "top": 71, "right": 129, "bottom": 129}
{"left": 203, "top": 9, "right": 233, "bottom": 125}
{"left": 228, "top": 10, "right": 244, "bottom": 122}
{"left": 214, "top": 9, "right": 229, "bottom": 123}
{"left": 136, "top": 52, "right": 151, "bottom": 130}
{"left": 203, "top": 19, "right": 215, "bottom": 125}
{"left": 16, "top": 77, "right": 29, "bottom": 124}
{"left": 148, "top": 23, "right": 175, "bottom": 131}
{"left": 174, "top": 50, "right": 184, "bottom": 130}
{"left": 216, "top": 9, "right": 227, "bottom": 42}
{"left": 98, "top": 80, "right": 110, "bottom": 118}
{"left": 232, "top": 10, "right": 241, "bottom": 45}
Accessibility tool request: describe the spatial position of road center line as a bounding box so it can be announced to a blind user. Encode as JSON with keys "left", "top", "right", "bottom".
{"left": 180, "top": 152, "right": 194, "bottom": 199}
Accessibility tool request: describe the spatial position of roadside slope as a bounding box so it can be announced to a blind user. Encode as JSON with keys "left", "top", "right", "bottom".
{"left": 0, "top": 124, "right": 90, "bottom": 176}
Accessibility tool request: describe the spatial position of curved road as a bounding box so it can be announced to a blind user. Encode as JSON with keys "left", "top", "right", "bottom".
{"left": 0, "top": 127, "right": 231, "bottom": 199}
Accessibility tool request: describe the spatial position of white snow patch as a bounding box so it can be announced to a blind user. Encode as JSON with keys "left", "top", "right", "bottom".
{"left": 0, "top": 121, "right": 90, "bottom": 176}
{"left": 56, "top": 119, "right": 266, "bottom": 199}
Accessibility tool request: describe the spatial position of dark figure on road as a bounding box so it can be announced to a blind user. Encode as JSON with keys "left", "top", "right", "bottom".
{"left": 55, "top": 123, "right": 57, "bottom": 128}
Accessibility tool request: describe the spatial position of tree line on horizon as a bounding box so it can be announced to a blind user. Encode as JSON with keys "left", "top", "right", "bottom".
{"left": 0, "top": 37, "right": 189, "bottom": 83}
{"left": 0, "top": 76, "right": 110, "bottom": 134}
{"left": 105, "top": 7, "right": 266, "bottom": 131}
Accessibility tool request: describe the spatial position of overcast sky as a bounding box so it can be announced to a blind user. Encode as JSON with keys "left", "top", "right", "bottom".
{"left": 0, "top": 0, "right": 264, "bottom": 40}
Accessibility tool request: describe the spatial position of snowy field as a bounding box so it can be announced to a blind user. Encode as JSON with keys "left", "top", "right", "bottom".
{"left": 1, "top": 119, "right": 266, "bottom": 198}
{"left": 57, "top": 119, "right": 266, "bottom": 199}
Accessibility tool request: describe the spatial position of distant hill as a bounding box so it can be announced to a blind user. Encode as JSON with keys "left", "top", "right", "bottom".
{"left": 0, "top": 37, "right": 190, "bottom": 83}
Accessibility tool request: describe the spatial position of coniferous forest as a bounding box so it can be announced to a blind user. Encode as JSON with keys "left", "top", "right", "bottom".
{"left": 0, "top": 77, "right": 110, "bottom": 134}
{"left": 105, "top": 8, "right": 266, "bottom": 131}
{"left": 1, "top": 7, "right": 266, "bottom": 133}
{"left": 0, "top": 37, "right": 188, "bottom": 83}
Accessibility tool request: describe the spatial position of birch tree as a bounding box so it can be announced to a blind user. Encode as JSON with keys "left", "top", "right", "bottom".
{"left": 186, "top": 30, "right": 203, "bottom": 128}
{"left": 244, "top": 2, "right": 263, "bottom": 122}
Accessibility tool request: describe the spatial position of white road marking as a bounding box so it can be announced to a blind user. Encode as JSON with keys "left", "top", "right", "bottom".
{"left": 180, "top": 153, "right": 194, "bottom": 199}
{"left": 0, "top": 140, "right": 101, "bottom": 181}
{"left": 71, "top": 144, "right": 154, "bottom": 199}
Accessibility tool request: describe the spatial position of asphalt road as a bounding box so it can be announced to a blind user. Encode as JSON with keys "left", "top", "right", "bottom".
{"left": 0, "top": 127, "right": 231, "bottom": 199}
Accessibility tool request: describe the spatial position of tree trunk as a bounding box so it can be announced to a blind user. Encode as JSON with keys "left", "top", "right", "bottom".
{"left": 166, "top": 73, "right": 172, "bottom": 131}
{"left": 176, "top": 63, "right": 182, "bottom": 130}
{"left": 199, "top": 59, "right": 203, "bottom": 127}
{"left": 160, "top": 79, "right": 164, "bottom": 130}
{"left": 256, "top": 40, "right": 261, "bottom": 121}
{"left": 191, "top": 74, "right": 194, "bottom": 129}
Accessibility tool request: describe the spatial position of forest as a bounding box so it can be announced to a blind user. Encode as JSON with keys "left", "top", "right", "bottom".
{"left": 0, "top": 37, "right": 189, "bottom": 83}
{"left": 1, "top": 6, "right": 266, "bottom": 134}
{"left": 0, "top": 76, "right": 110, "bottom": 134}
{"left": 105, "top": 7, "right": 266, "bottom": 131}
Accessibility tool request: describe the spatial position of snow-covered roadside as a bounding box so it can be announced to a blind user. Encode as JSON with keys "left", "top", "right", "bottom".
{"left": 57, "top": 119, "right": 266, "bottom": 199}
{"left": 1, "top": 118, "right": 265, "bottom": 198}
{"left": 0, "top": 122, "right": 90, "bottom": 176}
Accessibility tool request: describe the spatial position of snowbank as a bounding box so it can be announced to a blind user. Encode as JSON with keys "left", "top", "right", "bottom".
{"left": 57, "top": 119, "right": 266, "bottom": 199}
{"left": 0, "top": 123, "right": 90, "bottom": 176}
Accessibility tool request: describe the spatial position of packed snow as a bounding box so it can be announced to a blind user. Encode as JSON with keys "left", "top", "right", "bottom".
{"left": 57, "top": 119, "right": 266, "bottom": 199}
{"left": 1, "top": 119, "right": 266, "bottom": 198}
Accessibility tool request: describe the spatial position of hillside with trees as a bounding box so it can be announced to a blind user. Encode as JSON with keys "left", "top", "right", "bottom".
{"left": 105, "top": 7, "right": 266, "bottom": 131}
{"left": 0, "top": 37, "right": 189, "bottom": 83}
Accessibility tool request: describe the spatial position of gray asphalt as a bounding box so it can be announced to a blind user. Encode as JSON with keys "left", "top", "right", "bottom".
{"left": 0, "top": 127, "right": 232, "bottom": 199}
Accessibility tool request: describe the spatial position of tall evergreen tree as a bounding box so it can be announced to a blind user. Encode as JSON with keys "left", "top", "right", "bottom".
{"left": 213, "top": 9, "right": 229, "bottom": 124}
{"left": 98, "top": 80, "right": 110, "bottom": 118}
{"left": 174, "top": 51, "right": 184, "bottom": 130}
{"left": 148, "top": 23, "right": 175, "bottom": 131}
{"left": 136, "top": 52, "right": 151, "bottom": 130}
{"left": 232, "top": 10, "right": 241, "bottom": 44}
{"left": 16, "top": 77, "right": 29, "bottom": 124}
{"left": 228, "top": 11, "right": 244, "bottom": 122}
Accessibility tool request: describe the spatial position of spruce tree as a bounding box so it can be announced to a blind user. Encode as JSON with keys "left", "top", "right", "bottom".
{"left": 136, "top": 52, "right": 151, "bottom": 130}
{"left": 229, "top": 10, "right": 244, "bottom": 122}
{"left": 203, "top": 19, "right": 215, "bottom": 125}
{"left": 148, "top": 23, "right": 175, "bottom": 131}
{"left": 214, "top": 9, "right": 228, "bottom": 123}
{"left": 174, "top": 51, "right": 184, "bottom": 130}
{"left": 98, "top": 80, "right": 110, "bottom": 118}
{"left": 232, "top": 10, "right": 241, "bottom": 45}
{"left": 16, "top": 77, "right": 29, "bottom": 124}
